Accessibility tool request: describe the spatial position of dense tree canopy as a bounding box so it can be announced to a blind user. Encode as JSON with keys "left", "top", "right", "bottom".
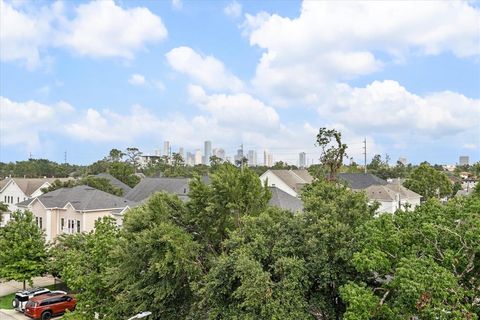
{"left": 404, "top": 162, "right": 453, "bottom": 199}
{"left": 0, "top": 211, "right": 47, "bottom": 289}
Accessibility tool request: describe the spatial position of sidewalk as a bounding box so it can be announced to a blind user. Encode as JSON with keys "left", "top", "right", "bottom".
{"left": 0, "top": 276, "right": 57, "bottom": 297}
{"left": 0, "top": 309, "right": 23, "bottom": 320}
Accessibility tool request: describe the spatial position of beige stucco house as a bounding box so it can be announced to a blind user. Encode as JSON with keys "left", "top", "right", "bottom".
{"left": 17, "top": 185, "right": 133, "bottom": 242}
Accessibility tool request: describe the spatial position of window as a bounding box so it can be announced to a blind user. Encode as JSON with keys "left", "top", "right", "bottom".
{"left": 39, "top": 217, "right": 43, "bottom": 229}
{"left": 3, "top": 196, "right": 6, "bottom": 203}
{"left": 35, "top": 217, "right": 39, "bottom": 225}
{"left": 77, "top": 220, "right": 81, "bottom": 233}
{"left": 17, "top": 197, "right": 19, "bottom": 203}
{"left": 61, "top": 218, "right": 65, "bottom": 231}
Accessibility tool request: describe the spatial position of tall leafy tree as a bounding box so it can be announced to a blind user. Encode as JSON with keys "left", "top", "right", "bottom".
{"left": 108, "top": 161, "right": 140, "bottom": 187}
{"left": 316, "top": 127, "right": 348, "bottom": 180}
{"left": 340, "top": 195, "right": 480, "bottom": 318}
{"left": 404, "top": 162, "right": 452, "bottom": 199}
{"left": 0, "top": 211, "right": 47, "bottom": 289}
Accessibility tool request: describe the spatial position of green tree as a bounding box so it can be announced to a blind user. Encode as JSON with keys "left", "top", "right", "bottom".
{"left": 404, "top": 162, "right": 452, "bottom": 199}
{"left": 341, "top": 196, "right": 480, "bottom": 318}
{"left": 41, "top": 177, "right": 124, "bottom": 196}
{"left": 107, "top": 148, "right": 125, "bottom": 162}
{"left": 0, "top": 202, "right": 8, "bottom": 224}
{"left": 50, "top": 218, "right": 119, "bottom": 318}
{"left": 316, "top": 127, "right": 348, "bottom": 180}
{"left": 108, "top": 162, "right": 140, "bottom": 188}
{"left": 0, "top": 211, "right": 47, "bottom": 289}
{"left": 125, "top": 147, "right": 142, "bottom": 172}
{"left": 187, "top": 163, "right": 271, "bottom": 254}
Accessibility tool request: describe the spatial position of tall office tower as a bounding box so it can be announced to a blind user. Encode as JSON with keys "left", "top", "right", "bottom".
{"left": 178, "top": 147, "right": 185, "bottom": 159}
{"left": 299, "top": 152, "right": 306, "bottom": 168}
{"left": 247, "top": 150, "right": 257, "bottom": 167}
{"left": 398, "top": 157, "right": 407, "bottom": 165}
{"left": 263, "top": 150, "right": 273, "bottom": 167}
{"left": 186, "top": 152, "right": 194, "bottom": 166}
{"left": 154, "top": 149, "right": 161, "bottom": 156}
{"left": 204, "top": 141, "right": 212, "bottom": 165}
{"left": 195, "top": 149, "right": 202, "bottom": 165}
{"left": 459, "top": 156, "right": 469, "bottom": 166}
{"left": 163, "top": 141, "right": 170, "bottom": 157}
{"left": 234, "top": 148, "right": 244, "bottom": 164}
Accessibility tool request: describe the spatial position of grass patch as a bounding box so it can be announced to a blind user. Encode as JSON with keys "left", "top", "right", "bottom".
{"left": 0, "top": 282, "right": 67, "bottom": 310}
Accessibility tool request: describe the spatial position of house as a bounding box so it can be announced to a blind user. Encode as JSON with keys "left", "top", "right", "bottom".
{"left": 16, "top": 185, "right": 133, "bottom": 242}
{"left": 337, "top": 173, "right": 388, "bottom": 190}
{"left": 259, "top": 169, "right": 314, "bottom": 197}
{"left": 364, "top": 183, "right": 421, "bottom": 214}
{"left": 0, "top": 177, "right": 72, "bottom": 226}
{"left": 268, "top": 187, "right": 303, "bottom": 213}
{"left": 125, "top": 177, "right": 194, "bottom": 203}
{"left": 96, "top": 173, "right": 132, "bottom": 195}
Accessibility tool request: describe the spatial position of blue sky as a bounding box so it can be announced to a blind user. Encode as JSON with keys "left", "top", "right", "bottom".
{"left": 1, "top": 0, "right": 479, "bottom": 166}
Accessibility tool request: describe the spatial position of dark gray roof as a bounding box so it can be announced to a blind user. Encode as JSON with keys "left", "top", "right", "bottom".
{"left": 338, "top": 173, "right": 387, "bottom": 190}
{"left": 96, "top": 173, "right": 132, "bottom": 195}
{"left": 125, "top": 177, "right": 191, "bottom": 202}
{"left": 268, "top": 187, "right": 303, "bottom": 212}
{"left": 17, "top": 185, "right": 133, "bottom": 211}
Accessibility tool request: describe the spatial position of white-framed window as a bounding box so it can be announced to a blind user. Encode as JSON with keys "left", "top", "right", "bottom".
{"left": 76, "top": 220, "right": 81, "bottom": 233}
{"left": 61, "top": 218, "right": 65, "bottom": 231}
{"left": 39, "top": 217, "right": 42, "bottom": 229}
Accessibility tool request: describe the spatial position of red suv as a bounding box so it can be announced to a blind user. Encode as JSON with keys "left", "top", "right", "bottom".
{"left": 24, "top": 292, "right": 76, "bottom": 320}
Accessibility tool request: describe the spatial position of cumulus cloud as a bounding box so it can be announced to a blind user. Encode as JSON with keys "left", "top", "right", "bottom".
{"left": 224, "top": 1, "right": 242, "bottom": 19}
{"left": 188, "top": 85, "right": 279, "bottom": 130}
{"left": 0, "top": 0, "right": 167, "bottom": 68}
{"left": 166, "top": 47, "right": 244, "bottom": 92}
{"left": 319, "top": 80, "right": 480, "bottom": 139}
{"left": 0, "top": 96, "right": 73, "bottom": 150}
{"left": 243, "top": 1, "right": 480, "bottom": 105}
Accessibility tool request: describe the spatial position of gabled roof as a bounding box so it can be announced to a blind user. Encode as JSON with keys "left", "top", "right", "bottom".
{"left": 0, "top": 178, "right": 71, "bottom": 196}
{"left": 268, "top": 187, "right": 303, "bottom": 212}
{"left": 125, "top": 177, "right": 190, "bottom": 202}
{"left": 267, "top": 169, "right": 313, "bottom": 193}
{"left": 96, "top": 173, "right": 132, "bottom": 195}
{"left": 17, "top": 185, "right": 133, "bottom": 211}
{"left": 385, "top": 182, "right": 421, "bottom": 199}
{"left": 364, "top": 185, "right": 398, "bottom": 201}
{"left": 338, "top": 173, "right": 387, "bottom": 190}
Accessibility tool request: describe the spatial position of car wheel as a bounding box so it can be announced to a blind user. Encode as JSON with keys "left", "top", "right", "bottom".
{"left": 41, "top": 311, "right": 52, "bottom": 320}
{"left": 12, "top": 299, "right": 19, "bottom": 309}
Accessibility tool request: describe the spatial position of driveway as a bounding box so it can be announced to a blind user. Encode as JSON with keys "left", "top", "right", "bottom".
{"left": 0, "top": 309, "right": 24, "bottom": 320}
{"left": 0, "top": 276, "right": 57, "bottom": 296}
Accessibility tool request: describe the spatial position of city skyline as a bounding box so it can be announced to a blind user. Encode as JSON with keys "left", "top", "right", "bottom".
{"left": 1, "top": 1, "right": 479, "bottom": 165}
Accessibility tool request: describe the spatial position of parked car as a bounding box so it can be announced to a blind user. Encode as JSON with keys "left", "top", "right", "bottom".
{"left": 24, "top": 292, "right": 76, "bottom": 320}
{"left": 12, "top": 288, "right": 59, "bottom": 312}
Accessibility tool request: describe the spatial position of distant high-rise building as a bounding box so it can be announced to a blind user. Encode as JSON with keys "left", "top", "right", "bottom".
{"left": 195, "top": 149, "right": 202, "bottom": 165}
{"left": 398, "top": 157, "right": 407, "bottom": 165}
{"left": 163, "top": 141, "right": 170, "bottom": 157}
{"left": 186, "top": 152, "right": 194, "bottom": 166}
{"left": 247, "top": 150, "right": 257, "bottom": 166}
{"left": 234, "top": 148, "right": 244, "bottom": 164}
{"left": 263, "top": 150, "right": 273, "bottom": 167}
{"left": 204, "top": 141, "right": 212, "bottom": 165}
{"left": 178, "top": 147, "right": 184, "bottom": 159}
{"left": 459, "top": 156, "right": 469, "bottom": 166}
{"left": 299, "top": 152, "right": 306, "bottom": 168}
{"left": 213, "top": 148, "right": 226, "bottom": 160}
{"left": 154, "top": 149, "right": 161, "bottom": 156}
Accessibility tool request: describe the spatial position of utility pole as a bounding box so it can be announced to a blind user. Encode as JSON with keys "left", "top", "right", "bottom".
{"left": 363, "top": 137, "right": 367, "bottom": 174}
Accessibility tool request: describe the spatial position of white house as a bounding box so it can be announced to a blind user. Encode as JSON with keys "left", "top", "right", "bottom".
{"left": 0, "top": 178, "right": 71, "bottom": 226}
{"left": 259, "top": 169, "right": 314, "bottom": 197}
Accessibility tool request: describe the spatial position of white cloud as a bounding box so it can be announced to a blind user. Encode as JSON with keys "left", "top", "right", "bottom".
{"left": 319, "top": 80, "right": 480, "bottom": 139}
{"left": 58, "top": 0, "right": 167, "bottom": 59}
{"left": 243, "top": 1, "right": 480, "bottom": 105}
{"left": 224, "top": 1, "right": 242, "bottom": 19}
{"left": 0, "top": 0, "right": 167, "bottom": 68}
{"left": 128, "top": 74, "right": 146, "bottom": 86}
{"left": 0, "top": 96, "right": 73, "bottom": 150}
{"left": 166, "top": 46, "right": 244, "bottom": 92}
{"left": 188, "top": 85, "right": 279, "bottom": 130}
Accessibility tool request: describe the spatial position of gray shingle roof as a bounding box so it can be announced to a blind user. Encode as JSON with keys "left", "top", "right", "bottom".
{"left": 338, "top": 173, "right": 387, "bottom": 190}
{"left": 125, "top": 177, "right": 190, "bottom": 202}
{"left": 268, "top": 187, "right": 304, "bottom": 212}
{"left": 17, "top": 185, "right": 133, "bottom": 210}
{"left": 96, "top": 173, "right": 132, "bottom": 195}
{"left": 268, "top": 170, "right": 313, "bottom": 193}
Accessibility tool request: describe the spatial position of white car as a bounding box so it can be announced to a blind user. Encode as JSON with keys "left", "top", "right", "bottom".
{"left": 12, "top": 288, "right": 66, "bottom": 313}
